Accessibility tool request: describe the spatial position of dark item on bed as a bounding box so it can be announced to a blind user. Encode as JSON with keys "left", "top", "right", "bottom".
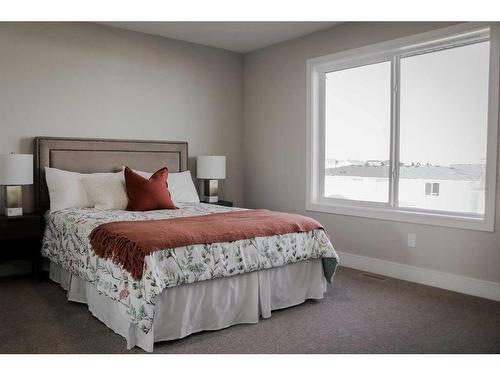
{"left": 124, "top": 166, "right": 177, "bottom": 211}
{"left": 89, "top": 209, "right": 324, "bottom": 280}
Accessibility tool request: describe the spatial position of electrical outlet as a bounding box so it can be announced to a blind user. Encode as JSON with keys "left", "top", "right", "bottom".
{"left": 407, "top": 233, "right": 416, "bottom": 248}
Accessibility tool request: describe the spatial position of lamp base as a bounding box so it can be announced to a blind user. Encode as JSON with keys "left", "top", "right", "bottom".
{"left": 5, "top": 185, "right": 23, "bottom": 217}
{"left": 202, "top": 179, "right": 219, "bottom": 203}
{"left": 5, "top": 207, "right": 23, "bottom": 217}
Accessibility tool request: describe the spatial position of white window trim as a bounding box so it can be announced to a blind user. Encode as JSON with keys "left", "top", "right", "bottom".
{"left": 306, "top": 22, "right": 499, "bottom": 232}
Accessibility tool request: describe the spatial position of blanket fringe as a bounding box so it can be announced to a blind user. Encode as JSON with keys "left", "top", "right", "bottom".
{"left": 89, "top": 226, "right": 144, "bottom": 280}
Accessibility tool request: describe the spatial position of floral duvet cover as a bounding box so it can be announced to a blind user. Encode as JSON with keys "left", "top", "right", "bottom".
{"left": 41, "top": 203, "right": 338, "bottom": 333}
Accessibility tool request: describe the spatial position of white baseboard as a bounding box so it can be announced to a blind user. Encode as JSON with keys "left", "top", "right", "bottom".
{"left": 337, "top": 251, "right": 500, "bottom": 302}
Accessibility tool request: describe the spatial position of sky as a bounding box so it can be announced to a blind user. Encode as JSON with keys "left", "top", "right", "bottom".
{"left": 325, "top": 41, "right": 490, "bottom": 166}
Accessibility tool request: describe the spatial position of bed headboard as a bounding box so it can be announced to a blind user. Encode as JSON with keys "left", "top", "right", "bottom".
{"left": 34, "top": 137, "right": 188, "bottom": 213}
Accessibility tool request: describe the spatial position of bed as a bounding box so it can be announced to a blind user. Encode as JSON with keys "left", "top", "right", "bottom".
{"left": 35, "top": 137, "right": 339, "bottom": 352}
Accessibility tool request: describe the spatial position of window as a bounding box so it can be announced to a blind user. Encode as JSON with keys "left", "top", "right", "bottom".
{"left": 425, "top": 183, "right": 439, "bottom": 196}
{"left": 398, "top": 41, "right": 489, "bottom": 214}
{"left": 324, "top": 61, "right": 391, "bottom": 203}
{"left": 307, "top": 24, "right": 498, "bottom": 231}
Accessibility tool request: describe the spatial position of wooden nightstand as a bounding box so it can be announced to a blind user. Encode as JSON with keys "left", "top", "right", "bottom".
{"left": 205, "top": 200, "right": 233, "bottom": 207}
{"left": 0, "top": 214, "right": 43, "bottom": 277}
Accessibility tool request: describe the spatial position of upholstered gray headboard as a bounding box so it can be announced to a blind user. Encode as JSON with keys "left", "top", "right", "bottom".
{"left": 34, "top": 137, "right": 188, "bottom": 213}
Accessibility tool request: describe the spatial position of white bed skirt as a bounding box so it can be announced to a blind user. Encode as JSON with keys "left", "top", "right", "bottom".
{"left": 49, "top": 259, "right": 327, "bottom": 352}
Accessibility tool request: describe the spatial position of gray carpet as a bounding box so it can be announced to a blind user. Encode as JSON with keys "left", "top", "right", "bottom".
{"left": 1, "top": 266, "right": 499, "bottom": 353}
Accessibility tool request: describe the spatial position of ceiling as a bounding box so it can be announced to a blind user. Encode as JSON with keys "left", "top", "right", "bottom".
{"left": 99, "top": 22, "right": 342, "bottom": 53}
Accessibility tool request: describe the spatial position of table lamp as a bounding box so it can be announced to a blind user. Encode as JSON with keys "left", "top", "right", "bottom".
{"left": 197, "top": 155, "right": 226, "bottom": 203}
{"left": 0, "top": 153, "right": 33, "bottom": 216}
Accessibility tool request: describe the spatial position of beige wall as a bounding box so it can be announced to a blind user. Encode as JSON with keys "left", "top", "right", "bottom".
{"left": 243, "top": 22, "right": 500, "bottom": 283}
{"left": 0, "top": 22, "right": 244, "bottom": 209}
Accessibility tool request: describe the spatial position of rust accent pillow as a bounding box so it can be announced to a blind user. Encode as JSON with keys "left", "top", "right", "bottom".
{"left": 124, "top": 167, "right": 177, "bottom": 211}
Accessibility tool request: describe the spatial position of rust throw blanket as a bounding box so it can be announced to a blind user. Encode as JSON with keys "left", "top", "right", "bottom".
{"left": 89, "top": 209, "right": 324, "bottom": 280}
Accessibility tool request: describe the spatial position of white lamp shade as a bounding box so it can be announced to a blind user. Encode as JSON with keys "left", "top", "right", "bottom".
{"left": 197, "top": 156, "right": 226, "bottom": 179}
{"left": 0, "top": 154, "right": 33, "bottom": 185}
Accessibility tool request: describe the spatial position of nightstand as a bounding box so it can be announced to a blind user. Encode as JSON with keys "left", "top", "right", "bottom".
{"left": 205, "top": 200, "right": 233, "bottom": 207}
{"left": 0, "top": 214, "right": 42, "bottom": 277}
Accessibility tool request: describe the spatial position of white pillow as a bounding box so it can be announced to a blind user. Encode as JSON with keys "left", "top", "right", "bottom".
{"left": 81, "top": 173, "right": 128, "bottom": 210}
{"left": 45, "top": 167, "right": 91, "bottom": 211}
{"left": 128, "top": 168, "right": 199, "bottom": 204}
{"left": 45, "top": 167, "right": 121, "bottom": 212}
{"left": 168, "top": 170, "right": 200, "bottom": 204}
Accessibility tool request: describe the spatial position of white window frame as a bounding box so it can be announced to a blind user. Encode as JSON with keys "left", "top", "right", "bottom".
{"left": 306, "top": 23, "right": 499, "bottom": 232}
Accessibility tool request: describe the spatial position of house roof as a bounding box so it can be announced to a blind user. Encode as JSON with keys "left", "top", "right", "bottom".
{"left": 325, "top": 164, "right": 485, "bottom": 181}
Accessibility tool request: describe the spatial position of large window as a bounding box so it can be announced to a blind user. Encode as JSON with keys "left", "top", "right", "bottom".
{"left": 307, "top": 25, "right": 498, "bottom": 231}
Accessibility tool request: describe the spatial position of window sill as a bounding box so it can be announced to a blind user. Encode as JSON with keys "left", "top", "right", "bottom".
{"left": 306, "top": 200, "right": 494, "bottom": 232}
